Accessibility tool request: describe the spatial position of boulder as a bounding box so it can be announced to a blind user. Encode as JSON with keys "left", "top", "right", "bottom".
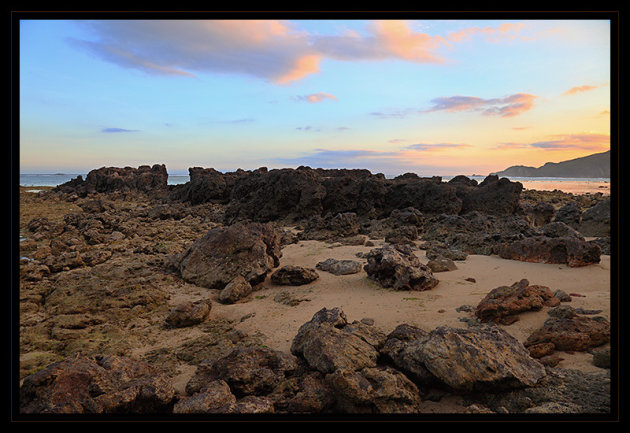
{"left": 475, "top": 279, "right": 561, "bottom": 324}
{"left": 217, "top": 276, "right": 254, "bottom": 304}
{"left": 364, "top": 245, "right": 439, "bottom": 291}
{"left": 165, "top": 299, "right": 212, "bottom": 328}
{"left": 315, "top": 258, "right": 363, "bottom": 275}
{"left": 426, "top": 256, "right": 457, "bottom": 272}
{"left": 270, "top": 265, "right": 319, "bottom": 286}
{"left": 525, "top": 315, "right": 610, "bottom": 352}
{"left": 177, "top": 222, "right": 281, "bottom": 290}
{"left": 578, "top": 198, "right": 610, "bottom": 237}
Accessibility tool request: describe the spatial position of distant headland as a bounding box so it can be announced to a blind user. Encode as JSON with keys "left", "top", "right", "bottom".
{"left": 492, "top": 150, "right": 610, "bottom": 178}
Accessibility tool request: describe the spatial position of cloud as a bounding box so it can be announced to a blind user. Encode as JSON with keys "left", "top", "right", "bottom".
{"left": 425, "top": 93, "right": 536, "bottom": 117}
{"left": 293, "top": 92, "right": 338, "bottom": 103}
{"left": 563, "top": 85, "right": 598, "bottom": 96}
{"left": 497, "top": 133, "right": 610, "bottom": 151}
{"left": 101, "top": 127, "right": 140, "bottom": 133}
{"left": 70, "top": 20, "right": 538, "bottom": 84}
{"left": 406, "top": 143, "right": 472, "bottom": 151}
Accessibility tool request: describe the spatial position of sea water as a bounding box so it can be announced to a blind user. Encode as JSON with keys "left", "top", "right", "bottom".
{"left": 19, "top": 173, "right": 610, "bottom": 195}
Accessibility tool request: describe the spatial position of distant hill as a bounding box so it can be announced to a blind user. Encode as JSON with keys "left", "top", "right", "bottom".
{"left": 492, "top": 150, "right": 610, "bottom": 178}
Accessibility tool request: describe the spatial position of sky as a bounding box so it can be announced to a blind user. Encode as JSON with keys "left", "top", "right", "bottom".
{"left": 19, "top": 18, "right": 611, "bottom": 176}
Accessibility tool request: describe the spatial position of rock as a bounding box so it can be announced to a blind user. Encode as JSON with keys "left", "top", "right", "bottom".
{"left": 425, "top": 246, "right": 468, "bottom": 261}
{"left": 290, "top": 308, "right": 383, "bottom": 374}
{"left": 426, "top": 256, "right": 457, "bottom": 272}
{"left": 385, "top": 225, "right": 418, "bottom": 244}
{"left": 173, "top": 380, "right": 236, "bottom": 413}
{"left": 270, "top": 371, "right": 335, "bottom": 413}
{"left": 495, "top": 235, "right": 601, "bottom": 267}
{"left": 165, "top": 299, "right": 212, "bottom": 328}
{"left": 527, "top": 342, "right": 556, "bottom": 359}
{"left": 553, "top": 289, "right": 572, "bottom": 302}
{"left": 217, "top": 395, "right": 276, "bottom": 413}
{"left": 218, "top": 276, "right": 253, "bottom": 304}
{"left": 578, "top": 198, "right": 610, "bottom": 237}
{"left": 55, "top": 164, "right": 168, "bottom": 196}
{"left": 553, "top": 201, "right": 582, "bottom": 229}
{"left": 364, "top": 245, "right": 439, "bottom": 291}
{"left": 592, "top": 347, "right": 610, "bottom": 369}
{"left": 525, "top": 315, "right": 611, "bottom": 352}
{"left": 460, "top": 175, "right": 523, "bottom": 215}
{"left": 388, "top": 207, "right": 424, "bottom": 228}
{"left": 326, "top": 366, "right": 423, "bottom": 414}
{"left": 523, "top": 202, "right": 556, "bottom": 227}
{"left": 379, "top": 324, "right": 436, "bottom": 386}
{"left": 415, "top": 325, "right": 546, "bottom": 392}
{"left": 315, "top": 258, "right": 363, "bottom": 275}
{"left": 270, "top": 265, "right": 319, "bottom": 286}
{"left": 19, "top": 354, "right": 176, "bottom": 413}
{"left": 540, "top": 221, "right": 585, "bottom": 240}
{"left": 475, "top": 279, "right": 560, "bottom": 324}
{"left": 209, "top": 346, "right": 300, "bottom": 397}
{"left": 177, "top": 222, "right": 281, "bottom": 290}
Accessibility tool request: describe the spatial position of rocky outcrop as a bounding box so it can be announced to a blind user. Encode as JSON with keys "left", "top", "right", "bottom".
{"left": 19, "top": 354, "right": 176, "bottom": 414}
{"left": 364, "top": 245, "right": 439, "bottom": 291}
{"left": 176, "top": 222, "right": 281, "bottom": 290}
{"left": 578, "top": 197, "right": 610, "bottom": 237}
{"left": 495, "top": 235, "right": 601, "bottom": 267}
{"left": 55, "top": 165, "right": 168, "bottom": 196}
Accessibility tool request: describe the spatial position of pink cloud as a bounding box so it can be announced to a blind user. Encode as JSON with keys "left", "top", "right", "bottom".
{"left": 71, "top": 19, "right": 542, "bottom": 84}
{"left": 497, "top": 133, "right": 610, "bottom": 150}
{"left": 426, "top": 93, "right": 536, "bottom": 117}
{"left": 293, "top": 92, "right": 338, "bottom": 103}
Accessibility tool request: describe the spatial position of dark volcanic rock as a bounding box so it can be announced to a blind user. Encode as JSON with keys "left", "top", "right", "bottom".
{"left": 475, "top": 279, "right": 561, "bottom": 324}
{"left": 270, "top": 265, "right": 319, "bottom": 286}
{"left": 364, "top": 245, "right": 439, "bottom": 291}
{"left": 19, "top": 354, "right": 176, "bottom": 414}
{"left": 460, "top": 175, "right": 523, "bottom": 215}
{"left": 496, "top": 235, "right": 601, "bottom": 267}
{"left": 578, "top": 197, "right": 610, "bottom": 237}
{"left": 385, "top": 225, "right": 418, "bottom": 245}
{"left": 177, "top": 222, "right": 281, "bottom": 290}
{"left": 55, "top": 165, "right": 168, "bottom": 196}
{"left": 553, "top": 201, "right": 582, "bottom": 229}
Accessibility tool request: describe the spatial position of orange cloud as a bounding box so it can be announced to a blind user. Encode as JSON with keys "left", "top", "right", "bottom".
{"left": 275, "top": 54, "right": 322, "bottom": 84}
{"left": 426, "top": 93, "right": 536, "bottom": 117}
{"left": 497, "top": 133, "right": 610, "bottom": 151}
{"left": 563, "top": 85, "right": 598, "bottom": 95}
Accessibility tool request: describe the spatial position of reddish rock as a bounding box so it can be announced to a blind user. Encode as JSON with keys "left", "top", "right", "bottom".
{"left": 475, "top": 279, "right": 561, "bottom": 324}
{"left": 270, "top": 265, "right": 319, "bottom": 286}
{"left": 525, "top": 315, "right": 610, "bottom": 352}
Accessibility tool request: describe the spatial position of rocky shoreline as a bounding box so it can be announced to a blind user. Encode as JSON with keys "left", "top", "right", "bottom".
{"left": 17, "top": 164, "right": 613, "bottom": 417}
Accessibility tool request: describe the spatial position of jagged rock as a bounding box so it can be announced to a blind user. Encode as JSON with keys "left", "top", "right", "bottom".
{"left": 578, "top": 198, "right": 610, "bottom": 237}
{"left": 553, "top": 201, "right": 582, "bottom": 229}
{"left": 55, "top": 165, "right": 168, "bottom": 196}
{"left": 209, "top": 347, "right": 301, "bottom": 397}
{"left": 425, "top": 246, "right": 468, "bottom": 261}
{"left": 385, "top": 225, "right": 418, "bottom": 245}
{"left": 270, "top": 371, "right": 335, "bottom": 413}
{"left": 495, "top": 235, "right": 601, "bottom": 267}
{"left": 415, "top": 325, "right": 546, "bottom": 392}
{"left": 475, "top": 279, "right": 561, "bottom": 324}
{"left": 379, "top": 324, "right": 436, "bottom": 386}
{"left": 460, "top": 175, "right": 523, "bottom": 215}
{"left": 270, "top": 265, "right": 319, "bottom": 286}
{"left": 217, "top": 276, "right": 253, "bottom": 304}
{"left": 316, "top": 258, "right": 363, "bottom": 275}
{"left": 290, "top": 308, "right": 383, "bottom": 374}
{"left": 165, "top": 299, "right": 212, "bottom": 328}
{"left": 173, "top": 380, "right": 236, "bottom": 413}
{"left": 525, "top": 315, "right": 610, "bottom": 352}
{"left": 176, "top": 222, "right": 281, "bottom": 290}
{"left": 325, "top": 366, "right": 423, "bottom": 414}
{"left": 19, "top": 354, "right": 176, "bottom": 413}
{"left": 364, "top": 245, "right": 439, "bottom": 291}
{"left": 522, "top": 202, "right": 556, "bottom": 227}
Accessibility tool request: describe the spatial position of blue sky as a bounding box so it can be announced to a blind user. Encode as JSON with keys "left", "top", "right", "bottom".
{"left": 19, "top": 19, "right": 611, "bottom": 175}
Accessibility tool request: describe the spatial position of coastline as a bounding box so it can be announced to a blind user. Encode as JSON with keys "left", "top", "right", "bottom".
{"left": 17, "top": 168, "right": 613, "bottom": 416}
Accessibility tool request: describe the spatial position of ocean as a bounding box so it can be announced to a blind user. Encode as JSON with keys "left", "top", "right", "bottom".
{"left": 19, "top": 173, "right": 610, "bottom": 196}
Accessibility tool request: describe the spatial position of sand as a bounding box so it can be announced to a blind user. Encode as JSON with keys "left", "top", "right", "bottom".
{"left": 206, "top": 238, "right": 611, "bottom": 370}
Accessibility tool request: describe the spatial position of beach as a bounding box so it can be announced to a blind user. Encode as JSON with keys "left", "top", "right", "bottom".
{"left": 17, "top": 167, "right": 613, "bottom": 416}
